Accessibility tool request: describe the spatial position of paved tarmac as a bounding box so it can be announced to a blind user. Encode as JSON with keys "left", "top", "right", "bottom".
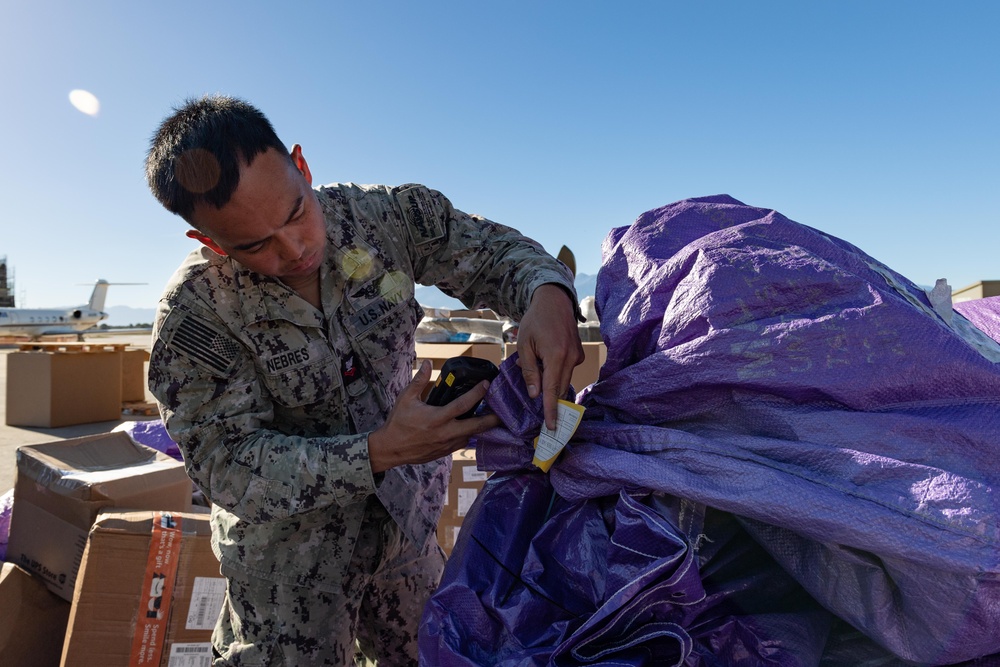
{"left": 0, "top": 332, "right": 158, "bottom": 492}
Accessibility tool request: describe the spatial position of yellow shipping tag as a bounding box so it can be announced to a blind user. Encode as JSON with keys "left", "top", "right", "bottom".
{"left": 532, "top": 400, "right": 585, "bottom": 472}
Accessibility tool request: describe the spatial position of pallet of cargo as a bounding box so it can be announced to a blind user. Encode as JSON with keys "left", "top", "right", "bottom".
{"left": 121, "top": 401, "right": 158, "bottom": 416}
{"left": 17, "top": 342, "right": 130, "bottom": 353}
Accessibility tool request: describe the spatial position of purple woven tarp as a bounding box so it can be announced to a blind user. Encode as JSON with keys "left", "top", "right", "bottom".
{"left": 421, "top": 196, "right": 1000, "bottom": 666}
{"left": 0, "top": 489, "right": 13, "bottom": 562}
{"left": 113, "top": 419, "right": 183, "bottom": 461}
{"left": 955, "top": 295, "right": 1000, "bottom": 345}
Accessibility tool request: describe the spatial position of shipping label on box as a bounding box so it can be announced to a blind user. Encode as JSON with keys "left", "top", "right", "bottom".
{"left": 456, "top": 488, "right": 478, "bottom": 517}
{"left": 437, "top": 448, "right": 491, "bottom": 556}
{"left": 439, "top": 524, "right": 463, "bottom": 553}
{"left": 61, "top": 510, "right": 223, "bottom": 667}
{"left": 6, "top": 432, "right": 193, "bottom": 602}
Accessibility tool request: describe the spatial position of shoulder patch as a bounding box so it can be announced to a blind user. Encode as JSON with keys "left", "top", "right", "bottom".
{"left": 166, "top": 313, "right": 241, "bottom": 375}
{"left": 395, "top": 185, "right": 447, "bottom": 247}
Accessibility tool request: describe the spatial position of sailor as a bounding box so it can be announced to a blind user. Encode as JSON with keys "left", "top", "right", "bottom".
{"left": 144, "top": 95, "right": 583, "bottom": 666}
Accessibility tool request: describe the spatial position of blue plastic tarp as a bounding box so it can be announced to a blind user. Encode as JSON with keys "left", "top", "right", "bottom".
{"left": 421, "top": 196, "right": 1000, "bottom": 666}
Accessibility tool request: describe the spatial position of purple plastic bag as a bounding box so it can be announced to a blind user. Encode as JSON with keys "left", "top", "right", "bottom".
{"left": 421, "top": 196, "right": 1000, "bottom": 665}
{"left": 422, "top": 467, "right": 832, "bottom": 666}
{"left": 113, "top": 419, "right": 182, "bottom": 461}
{"left": 0, "top": 488, "right": 13, "bottom": 562}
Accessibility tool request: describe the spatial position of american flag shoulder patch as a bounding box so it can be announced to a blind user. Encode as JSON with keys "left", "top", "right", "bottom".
{"left": 166, "top": 313, "right": 241, "bottom": 375}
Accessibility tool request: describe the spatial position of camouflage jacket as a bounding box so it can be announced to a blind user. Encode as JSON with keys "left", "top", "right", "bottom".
{"left": 149, "top": 183, "right": 577, "bottom": 591}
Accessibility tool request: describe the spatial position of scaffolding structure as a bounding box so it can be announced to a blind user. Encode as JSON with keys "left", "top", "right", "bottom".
{"left": 0, "top": 256, "right": 14, "bottom": 307}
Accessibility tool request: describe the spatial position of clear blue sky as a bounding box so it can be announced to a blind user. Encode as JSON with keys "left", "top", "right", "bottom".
{"left": 1, "top": 1, "right": 996, "bottom": 309}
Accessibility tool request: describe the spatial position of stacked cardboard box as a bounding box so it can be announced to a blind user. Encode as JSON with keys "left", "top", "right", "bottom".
{"left": 6, "top": 343, "right": 153, "bottom": 426}
{"left": 415, "top": 342, "right": 503, "bottom": 369}
{"left": 416, "top": 346, "right": 498, "bottom": 555}
{"left": 0, "top": 562, "right": 71, "bottom": 666}
{"left": 0, "top": 432, "right": 216, "bottom": 666}
{"left": 6, "top": 432, "right": 193, "bottom": 602}
{"left": 61, "top": 510, "right": 223, "bottom": 667}
{"left": 437, "top": 448, "right": 491, "bottom": 557}
{"left": 504, "top": 341, "right": 607, "bottom": 391}
{"left": 121, "top": 348, "right": 152, "bottom": 403}
{"left": 445, "top": 309, "right": 497, "bottom": 319}
{"left": 5, "top": 348, "right": 123, "bottom": 427}
{"left": 415, "top": 342, "right": 503, "bottom": 401}
{"left": 420, "top": 308, "right": 497, "bottom": 320}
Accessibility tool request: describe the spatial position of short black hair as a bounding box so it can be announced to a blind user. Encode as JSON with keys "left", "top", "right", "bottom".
{"left": 145, "top": 95, "right": 289, "bottom": 222}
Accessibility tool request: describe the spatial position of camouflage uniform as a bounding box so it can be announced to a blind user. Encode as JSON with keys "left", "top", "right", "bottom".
{"left": 148, "top": 183, "right": 577, "bottom": 665}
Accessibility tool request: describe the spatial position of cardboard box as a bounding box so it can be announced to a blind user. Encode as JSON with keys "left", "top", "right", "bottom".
{"left": 416, "top": 317, "right": 505, "bottom": 344}
{"left": 415, "top": 342, "right": 503, "bottom": 369}
{"left": 415, "top": 342, "right": 502, "bottom": 403}
{"left": 0, "top": 562, "right": 71, "bottom": 667}
{"left": 61, "top": 510, "right": 223, "bottom": 667}
{"left": 447, "top": 309, "right": 498, "bottom": 320}
{"left": 121, "top": 348, "right": 151, "bottom": 403}
{"left": 421, "top": 307, "right": 497, "bottom": 319}
{"left": 6, "top": 432, "right": 193, "bottom": 602}
{"left": 437, "top": 448, "right": 491, "bottom": 556}
{"left": 505, "top": 341, "right": 607, "bottom": 391}
{"left": 578, "top": 322, "right": 603, "bottom": 342}
{"left": 573, "top": 341, "right": 608, "bottom": 390}
{"left": 6, "top": 349, "right": 123, "bottom": 427}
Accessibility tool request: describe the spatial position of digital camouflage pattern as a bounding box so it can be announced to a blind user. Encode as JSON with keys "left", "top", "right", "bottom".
{"left": 148, "top": 183, "right": 577, "bottom": 661}
{"left": 212, "top": 497, "right": 443, "bottom": 665}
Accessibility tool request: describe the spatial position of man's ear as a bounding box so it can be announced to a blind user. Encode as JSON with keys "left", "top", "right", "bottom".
{"left": 290, "top": 144, "right": 313, "bottom": 186}
{"left": 186, "top": 229, "right": 227, "bottom": 256}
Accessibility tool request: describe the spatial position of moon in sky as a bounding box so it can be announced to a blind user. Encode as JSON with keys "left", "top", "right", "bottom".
{"left": 69, "top": 89, "right": 100, "bottom": 116}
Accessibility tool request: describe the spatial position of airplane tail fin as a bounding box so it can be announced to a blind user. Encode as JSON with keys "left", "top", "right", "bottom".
{"left": 81, "top": 280, "right": 146, "bottom": 312}
{"left": 88, "top": 280, "right": 111, "bottom": 312}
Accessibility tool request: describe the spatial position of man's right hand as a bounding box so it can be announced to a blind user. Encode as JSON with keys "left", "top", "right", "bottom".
{"left": 367, "top": 360, "right": 500, "bottom": 473}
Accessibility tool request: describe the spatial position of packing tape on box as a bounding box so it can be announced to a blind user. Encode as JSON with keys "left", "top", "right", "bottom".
{"left": 129, "top": 512, "right": 183, "bottom": 667}
{"left": 63, "top": 458, "right": 183, "bottom": 485}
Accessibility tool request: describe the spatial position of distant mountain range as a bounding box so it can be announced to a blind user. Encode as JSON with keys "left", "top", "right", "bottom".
{"left": 104, "top": 305, "right": 158, "bottom": 328}
{"left": 414, "top": 273, "right": 597, "bottom": 311}
{"left": 103, "top": 273, "right": 599, "bottom": 327}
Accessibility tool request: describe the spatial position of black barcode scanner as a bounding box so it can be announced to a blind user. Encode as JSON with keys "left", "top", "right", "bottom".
{"left": 425, "top": 357, "right": 500, "bottom": 419}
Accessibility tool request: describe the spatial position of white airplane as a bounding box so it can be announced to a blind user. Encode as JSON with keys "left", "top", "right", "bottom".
{"left": 0, "top": 280, "right": 137, "bottom": 340}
